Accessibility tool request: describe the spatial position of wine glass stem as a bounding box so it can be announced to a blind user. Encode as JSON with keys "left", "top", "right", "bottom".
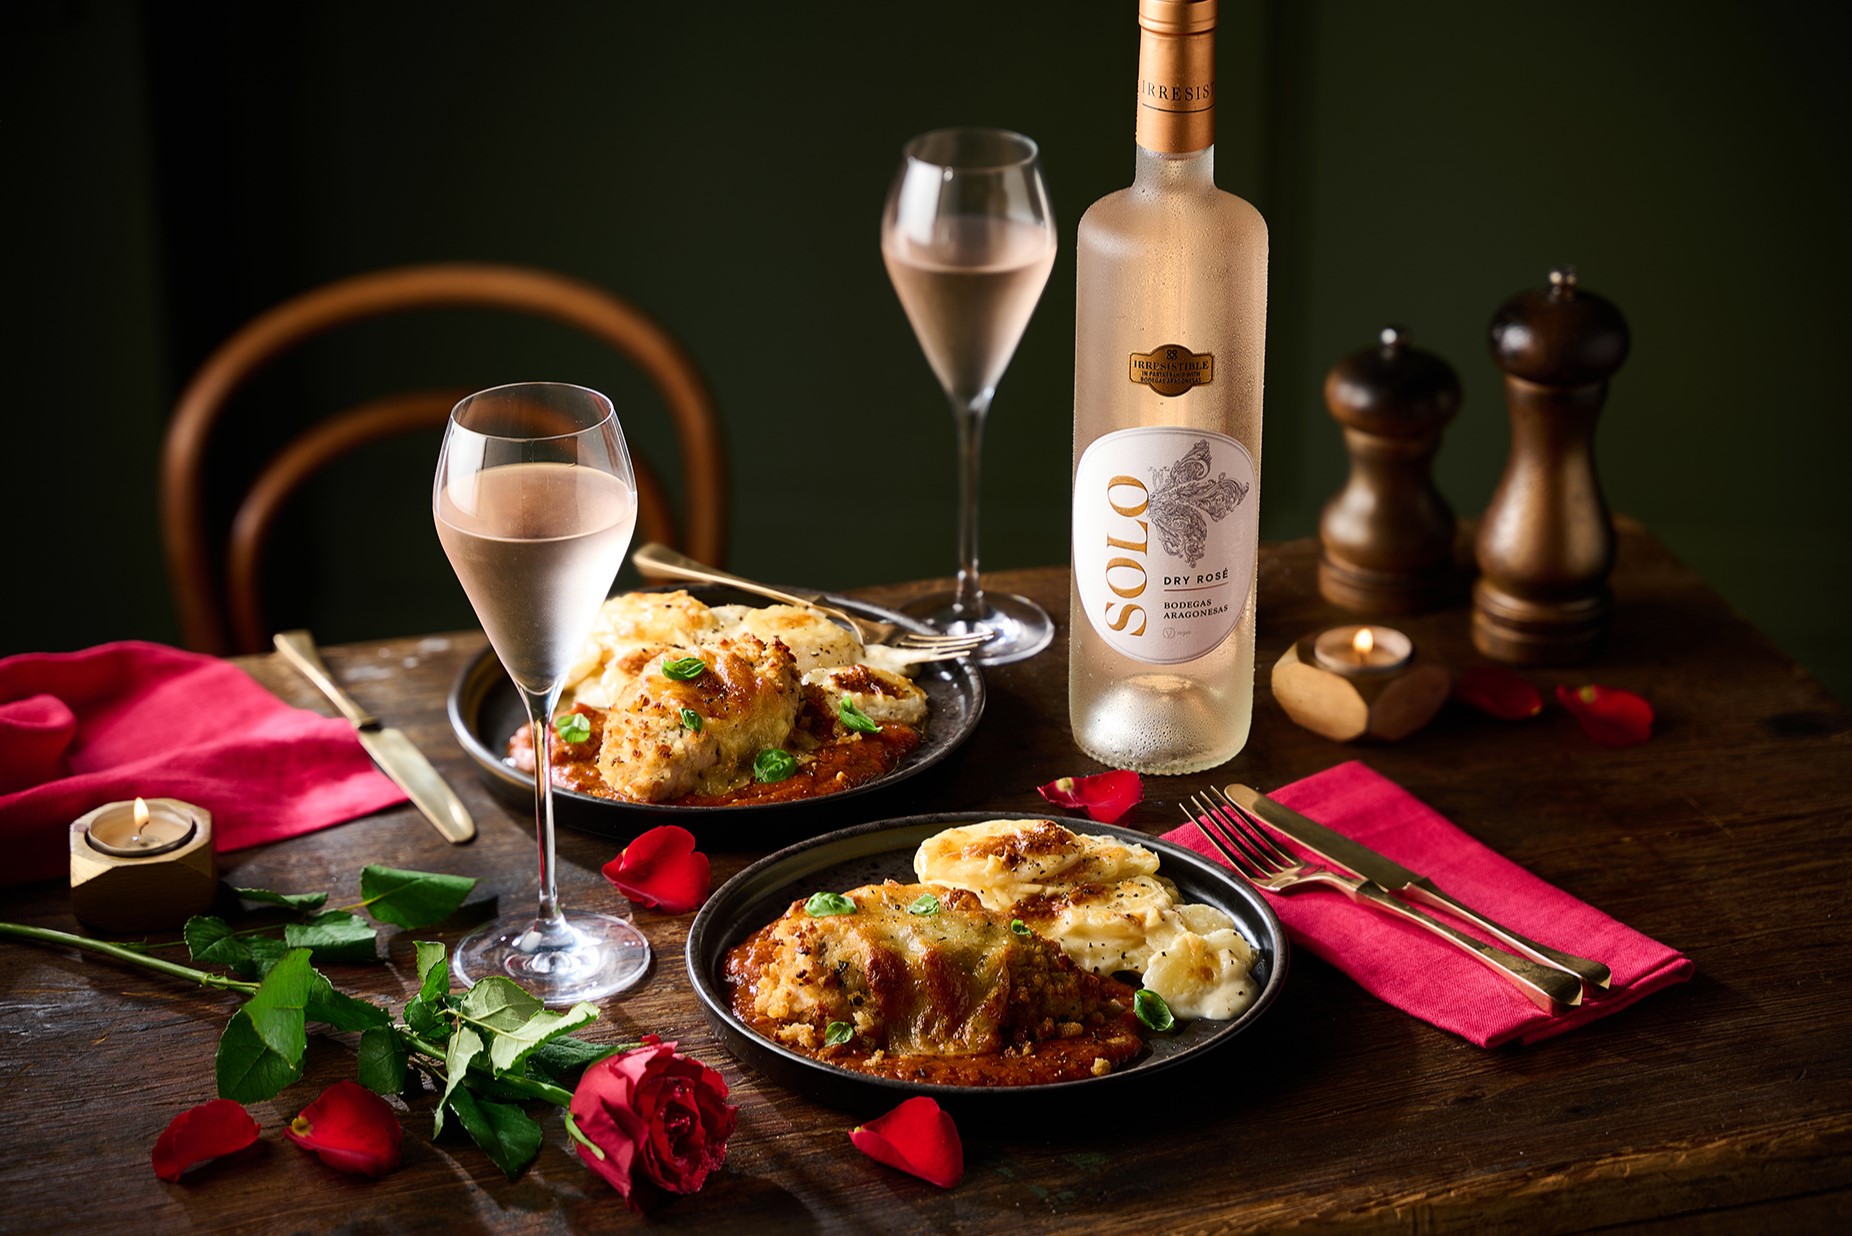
{"left": 518, "top": 684, "right": 566, "bottom": 931}
{"left": 950, "top": 390, "right": 994, "bottom": 621}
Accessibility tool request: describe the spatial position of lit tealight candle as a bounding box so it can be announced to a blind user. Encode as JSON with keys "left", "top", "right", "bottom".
{"left": 84, "top": 797, "right": 198, "bottom": 859}
{"left": 1313, "top": 624, "right": 1415, "bottom": 677}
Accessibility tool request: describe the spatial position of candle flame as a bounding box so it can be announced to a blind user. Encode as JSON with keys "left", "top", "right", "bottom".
{"left": 133, "top": 797, "right": 150, "bottom": 829}
{"left": 1353, "top": 627, "right": 1375, "bottom": 658}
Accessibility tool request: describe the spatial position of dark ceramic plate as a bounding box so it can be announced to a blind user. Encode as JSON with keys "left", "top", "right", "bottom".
{"left": 446, "top": 588, "right": 985, "bottom": 841}
{"left": 686, "top": 811, "right": 1288, "bottom": 1113}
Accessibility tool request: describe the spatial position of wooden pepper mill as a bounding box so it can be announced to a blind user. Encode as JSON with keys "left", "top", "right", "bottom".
{"left": 1318, "top": 326, "right": 1461, "bottom": 613}
{"left": 1473, "top": 267, "right": 1630, "bottom": 664}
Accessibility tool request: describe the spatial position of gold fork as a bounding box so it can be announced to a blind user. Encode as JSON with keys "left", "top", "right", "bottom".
{"left": 1185, "top": 791, "right": 1582, "bottom": 1014}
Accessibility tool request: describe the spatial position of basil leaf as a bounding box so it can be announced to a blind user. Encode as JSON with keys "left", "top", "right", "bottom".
{"left": 804, "top": 891, "right": 856, "bottom": 917}
{"left": 1134, "top": 988, "right": 1176, "bottom": 1032}
{"left": 232, "top": 886, "right": 330, "bottom": 912}
{"left": 907, "top": 893, "right": 940, "bottom": 916}
{"left": 838, "top": 697, "right": 882, "bottom": 735}
{"left": 357, "top": 1026, "right": 408, "bottom": 1095}
{"left": 823, "top": 1021, "right": 854, "bottom": 1047}
{"left": 555, "top": 712, "right": 592, "bottom": 744}
{"left": 679, "top": 707, "right": 703, "bottom": 732}
{"left": 215, "top": 948, "right": 311, "bottom": 1102}
{"left": 754, "top": 748, "right": 798, "bottom": 783}
{"left": 661, "top": 655, "right": 707, "bottom": 681}
{"left": 445, "top": 1086, "right": 544, "bottom": 1181}
{"left": 284, "top": 910, "right": 379, "bottom": 963}
{"left": 359, "top": 865, "right": 477, "bottom": 930}
{"left": 1010, "top": 919, "right": 1032, "bottom": 937}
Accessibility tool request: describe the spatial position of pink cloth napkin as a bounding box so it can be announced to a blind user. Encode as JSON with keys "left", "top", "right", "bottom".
{"left": 1164, "top": 761, "right": 1693, "bottom": 1047}
{"left": 0, "top": 642, "right": 408, "bottom": 886}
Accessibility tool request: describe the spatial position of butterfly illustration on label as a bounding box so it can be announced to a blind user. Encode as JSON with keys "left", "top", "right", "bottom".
{"left": 1148, "top": 438, "right": 1249, "bottom": 569}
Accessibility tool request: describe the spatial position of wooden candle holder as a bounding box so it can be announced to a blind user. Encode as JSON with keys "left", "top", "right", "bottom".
{"left": 70, "top": 799, "right": 217, "bottom": 932}
{"left": 1270, "top": 634, "right": 1451, "bottom": 743}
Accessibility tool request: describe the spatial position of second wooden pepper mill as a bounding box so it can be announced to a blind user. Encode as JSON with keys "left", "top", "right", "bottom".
{"left": 1473, "top": 267, "right": 1630, "bottom": 665}
{"left": 1318, "top": 326, "right": 1461, "bottom": 613}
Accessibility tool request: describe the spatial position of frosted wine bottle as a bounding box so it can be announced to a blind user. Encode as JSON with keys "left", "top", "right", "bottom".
{"left": 1069, "top": 0, "right": 1268, "bottom": 773}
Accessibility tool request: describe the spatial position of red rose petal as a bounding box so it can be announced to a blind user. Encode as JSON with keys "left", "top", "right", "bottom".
{"left": 1556, "top": 683, "right": 1654, "bottom": 746}
{"left": 1035, "top": 769, "right": 1144, "bottom": 824}
{"left": 151, "top": 1098, "right": 260, "bottom": 1182}
{"left": 1455, "top": 665, "right": 1544, "bottom": 720}
{"left": 850, "top": 1096, "right": 963, "bottom": 1188}
{"left": 285, "top": 1080, "right": 402, "bottom": 1177}
{"left": 604, "top": 825, "right": 711, "bottom": 913}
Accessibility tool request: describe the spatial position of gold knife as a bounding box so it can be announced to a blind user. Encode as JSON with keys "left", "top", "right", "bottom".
{"left": 1225, "top": 783, "right": 1609, "bottom": 990}
{"left": 273, "top": 631, "right": 476, "bottom": 844}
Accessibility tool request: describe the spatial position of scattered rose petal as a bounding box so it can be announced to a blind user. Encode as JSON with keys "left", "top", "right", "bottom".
{"left": 570, "top": 1037, "right": 737, "bottom": 1211}
{"left": 285, "top": 1080, "right": 402, "bottom": 1177}
{"left": 1556, "top": 683, "right": 1654, "bottom": 746}
{"left": 1036, "top": 770, "right": 1144, "bottom": 824}
{"left": 1455, "top": 665, "right": 1544, "bottom": 720}
{"left": 151, "top": 1098, "right": 260, "bottom": 1182}
{"left": 603, "top": 825, "right": 711, "bottom": 913}
{"left": 851, "top": 1096, "right": 963, "bottom": 1188}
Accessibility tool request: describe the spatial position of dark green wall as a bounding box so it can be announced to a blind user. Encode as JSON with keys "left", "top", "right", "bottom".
{"left": 7, "top": 1, "right": 1848, "bottom": 701}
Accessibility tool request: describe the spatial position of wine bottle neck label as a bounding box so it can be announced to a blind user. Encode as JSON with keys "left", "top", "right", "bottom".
{"left": 1073, "top": 427, "right": 1257, "bottom": 664}
{"left": 1136, "top": 5, "right": 1215, "bottom": 154}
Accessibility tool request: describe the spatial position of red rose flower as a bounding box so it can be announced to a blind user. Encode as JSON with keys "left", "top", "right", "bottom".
{"left": 285, "top": 1080, "right": 403, "bottom": 1177}
{"left": 1454, "top": 665, "right": 1544, "bottom": 720}
{"left": 568, "top": 1036, "right": 738, "bottom": 1211}
{"left": 603, "top": 825, "right": 711, "bottom": 913}
{"left": 1036, "top": 769, "right": 1144, "bottom": 824}
{"left": 1556, "top": 683, "right": 1654, "bottom": 746}
{"left": 151, "top": 1098, "right": 260, "bottom": 1182}
{"left": 850, "top": 1096, "right": 963, "bottom": 1188}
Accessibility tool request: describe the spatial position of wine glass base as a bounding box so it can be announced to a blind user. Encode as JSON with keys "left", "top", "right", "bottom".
{"left": 451, "top": 910, "right": 651, "bottom": 1005}
{"left": 900, "top": 590, "right": 1054, "bottom": 665}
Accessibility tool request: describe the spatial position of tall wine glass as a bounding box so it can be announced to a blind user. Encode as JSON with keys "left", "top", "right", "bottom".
{"left": 882, "top": 127, "right": 1057, "bottom": 665}
{"left": 433, "top": 382, "right": 650, "bottom": 1003}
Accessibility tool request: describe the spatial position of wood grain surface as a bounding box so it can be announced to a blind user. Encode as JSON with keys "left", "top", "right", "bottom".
{"left": 3, "top": 523, "right": 1848, "bottom": 1234}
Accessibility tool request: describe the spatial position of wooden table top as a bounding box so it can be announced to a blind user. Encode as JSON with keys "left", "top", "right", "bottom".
{"left": 4, "top": 523, "right": 1850, "bottom": 1233}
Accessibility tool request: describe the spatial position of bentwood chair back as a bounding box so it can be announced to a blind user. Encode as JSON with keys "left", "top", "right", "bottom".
{"left": 160, "top": 263, "right": 727, "bottom": 655}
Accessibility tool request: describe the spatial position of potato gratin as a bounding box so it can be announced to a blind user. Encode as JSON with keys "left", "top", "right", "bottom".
{"left": 507, "top": 591, "right": 929, "bottom": 806}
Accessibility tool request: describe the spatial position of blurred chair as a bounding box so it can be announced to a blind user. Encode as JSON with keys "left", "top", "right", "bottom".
{"left": 160, "top": 262, "right": 726, "bottom": 654}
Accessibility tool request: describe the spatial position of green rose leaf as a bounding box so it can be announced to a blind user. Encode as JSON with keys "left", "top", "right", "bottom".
{"left": 435, "top": 1023, "right": 484, "bottom": 1138}
{"left": 306, "top": 969, "right": 391, "bottom": 1032}
{"left": 661, "top": 655, "right": 707, "bottom": 681}
{"left": 232, "top": 886, "right": 330, "bottom": 912}
{"left": 524, "top": 1035, "right": 623, "bottom": 1088}
{"left": 1134, "top": 988, "right": 1176, "bottom": 1033}
{"left": 357, "top": 1026, "right": 408, "bottom": 1095}
{"left": 246, "top": 936, "right": 292, "bottom": 978}
{"left": 838, "top": 697, "right": 882, "bottom": 735}
{"left": 184, "top": 916, "right": 256, "bottom": 976}
{"left": 555, "top": 712, "right": 592, "bottom": 744}
{"left": 486, "top": 1002, "right": 600, "bottom": 1076}
{"left": 284, "top": 910, "right": 379, "bottom": 963}
{"left": 679, "top": 707, "right": 703, "bottom": 732}
{"left": 445, "top": 1086, "right": 544, "bottom": 1180}
{"left": 215, "top": 948, "right": 312, "bottom": 1102}
{"left": 360, "top": 865, "right": 476, "bottom": 930}
{"left": 414, "top": 940, "right": 449, "bottom": 1002}
{"left": 405, "top": 995, "right": 448, "bottom": 1041}
{"left": 754, "top": 748, "right": 798, "bottom": 783}
{"left": 457, "top": 976, "right": 544, "bottom": 1034}
{"left": 805, "top": 891, "right": 856, "bottom": 917}
{"left": 823, "top": 1021, "right": 854, "bottom": 1047}
{"left": 907, "top": 893, "right": 940, "bottom": 916}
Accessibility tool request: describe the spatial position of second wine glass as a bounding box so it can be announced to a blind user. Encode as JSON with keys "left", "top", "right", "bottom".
{"left": 882, "top": 127, "right": 1057, "bottom": 665}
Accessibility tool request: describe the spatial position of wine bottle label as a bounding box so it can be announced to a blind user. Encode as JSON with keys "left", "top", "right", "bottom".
{"left": 1129, "top": 343, "right": 1214, "bottom": 396}
{"left": 1073, "top": 426, "right": 1257, "bottom": 664}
